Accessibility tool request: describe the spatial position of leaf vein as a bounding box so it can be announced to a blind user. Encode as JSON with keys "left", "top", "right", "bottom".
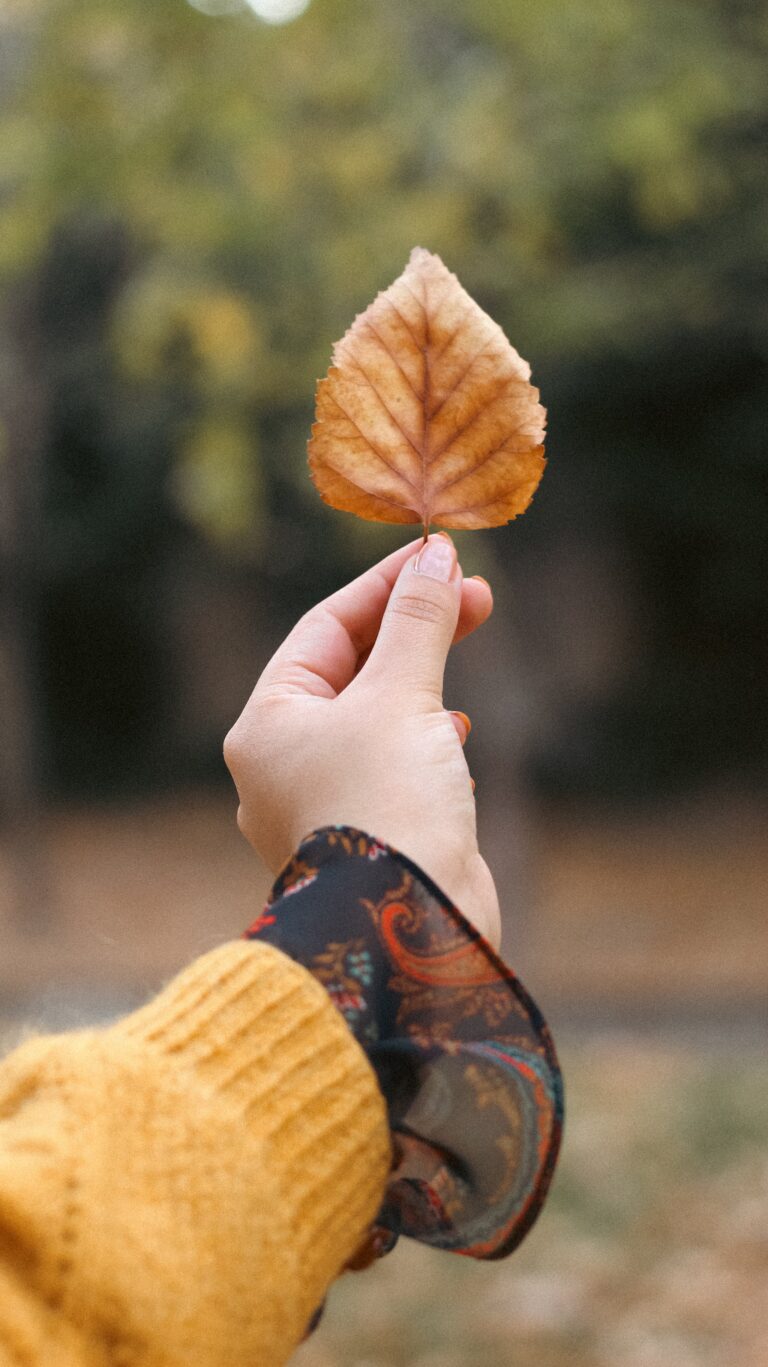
{"left": 430, "top": 318, "right": 464, "bottom": 367}
{"left": 384, "top": 297, "right": 422, "bottom": 351}
{"left": 326, "top": 391, "right": 419, "bottom": 493}
{"left": 431, "top": 375, "right": 515, "bottom": 463}
{"left": 437, "top": 490, "right": 533, "bottom": 516}
{"left": 362, "top": 318, "right": 423, "bottom": 405}
{"left": 321, "top": 455, "right": 420, "bottom": 517}
{"left": 433, "top": 443, "right": 514, "bottom": 498}
{"left": 429, "top": 340, "right": 497, "bottom": 424}
{"left": 421, "top": 280, "right": 454, "bottom": 336}
{"left": 400, "top": 277, "right": 429, "bottom": 325}
{"left": 347, "top": 356, "right": 425, "bottom": 469}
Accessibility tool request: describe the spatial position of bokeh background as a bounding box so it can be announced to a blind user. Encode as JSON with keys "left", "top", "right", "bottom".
{"left": 1, "top": 1, "right": 767, "bottom": 1363}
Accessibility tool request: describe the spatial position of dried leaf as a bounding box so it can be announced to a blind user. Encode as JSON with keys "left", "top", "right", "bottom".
{"left": 308, "top": 247, "right": 546, "bottom": 536}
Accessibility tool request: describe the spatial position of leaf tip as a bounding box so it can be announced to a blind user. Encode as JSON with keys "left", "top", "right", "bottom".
{"left": 407, "top": 245, "right": 442, "bottom": 272}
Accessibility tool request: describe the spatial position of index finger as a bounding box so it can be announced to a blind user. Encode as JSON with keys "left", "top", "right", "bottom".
{"left": 257, "top": 537, "right": 425, "bottom": 698}
{"left": 257, "top": 537, "right": 492, "bottom": 700}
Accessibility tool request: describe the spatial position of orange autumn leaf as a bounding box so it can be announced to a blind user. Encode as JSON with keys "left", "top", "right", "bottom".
{"left": 308, "top": 247, "right": 546, "bottom": 537}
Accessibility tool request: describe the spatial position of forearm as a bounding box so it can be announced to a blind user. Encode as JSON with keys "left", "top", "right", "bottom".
{"left": 0, "top": 941, "right": 389, "bottom": 1367}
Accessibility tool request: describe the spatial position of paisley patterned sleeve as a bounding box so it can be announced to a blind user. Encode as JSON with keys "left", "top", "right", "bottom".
{"left": 244, "top": 826, "right": 563, "bottom": 1261}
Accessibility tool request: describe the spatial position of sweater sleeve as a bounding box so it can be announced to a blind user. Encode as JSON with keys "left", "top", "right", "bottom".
{"left": 0, "top": 940, "right": 390, "bottom": 1367}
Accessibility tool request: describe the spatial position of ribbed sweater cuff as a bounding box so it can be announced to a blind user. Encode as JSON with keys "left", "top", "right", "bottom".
{"left": 113, "top": 940, "right": 391, "bottom": 1310}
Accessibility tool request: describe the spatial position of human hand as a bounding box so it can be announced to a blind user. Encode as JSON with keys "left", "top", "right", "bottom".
{"left": 224, "top": 535, "right": 500, "bottom": 947}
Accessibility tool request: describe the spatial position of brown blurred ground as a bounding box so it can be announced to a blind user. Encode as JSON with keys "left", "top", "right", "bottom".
{"left": 1, "top": 793, "right": 766, "bottom": 1026}
{"left": 532, "top": 796, "right": 768, "bottom": 1008}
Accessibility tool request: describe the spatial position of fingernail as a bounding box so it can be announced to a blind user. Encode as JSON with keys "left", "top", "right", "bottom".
{"left": 415, "top": 534, "right": 456, "bottom": 582}
{"left": 452, "top": 710, "right": 472, "bottom": 737}
{"left": 471, "top": 575, "right": 491, "bottom": 591}
{"left": 470, "top": 777, "right": 476, "bottom": 793}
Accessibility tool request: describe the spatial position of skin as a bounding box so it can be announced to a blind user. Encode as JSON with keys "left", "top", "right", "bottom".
{"left": 224, "top": 533, "right": 501, "bottom": 949}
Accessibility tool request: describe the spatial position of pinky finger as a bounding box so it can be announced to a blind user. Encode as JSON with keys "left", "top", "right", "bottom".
{"left": 448, "top": 710, "right": 472, "bottom": 745}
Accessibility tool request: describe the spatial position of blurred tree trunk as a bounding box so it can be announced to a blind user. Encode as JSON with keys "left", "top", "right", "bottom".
{"left": 0, "top": 297, "right": 53, "bottom": 932}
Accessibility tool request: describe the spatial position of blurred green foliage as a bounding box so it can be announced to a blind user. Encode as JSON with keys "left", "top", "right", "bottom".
{"left": 0, "top": 0, "right": 766, "bottom": 796}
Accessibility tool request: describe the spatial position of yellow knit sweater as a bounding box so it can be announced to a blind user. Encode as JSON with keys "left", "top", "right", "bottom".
{"left": 0, "top": 941, "right": 391, "bottom": 1367}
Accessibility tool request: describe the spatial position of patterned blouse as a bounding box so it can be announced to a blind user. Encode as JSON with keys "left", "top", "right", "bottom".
{"left": 245, "top": 826, "right": 563, "bottom": 1262}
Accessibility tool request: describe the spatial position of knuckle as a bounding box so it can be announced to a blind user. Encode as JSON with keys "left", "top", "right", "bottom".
{"left": 222, "top": 725, "right": 242, "bottom": 772}
{"left": 224, "top": 694, "right": 287, "bottom": 772}
{"left": 390, "top": 593, "right": 446, "bottom": 627}
{"left": 250, "top": 689, "right": 291, "bottom": 713}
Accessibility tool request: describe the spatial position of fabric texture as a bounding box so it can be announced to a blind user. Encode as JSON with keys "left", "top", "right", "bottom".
{"left": 0, "top": 940, "right": 390, "bottom": 1367}
{"left": 245, "top": 826, "right": 563, "bottom": 1260}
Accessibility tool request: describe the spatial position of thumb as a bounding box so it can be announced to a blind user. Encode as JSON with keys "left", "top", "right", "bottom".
{"left": 362, "top": 534, "right": 462, "bottom": 698}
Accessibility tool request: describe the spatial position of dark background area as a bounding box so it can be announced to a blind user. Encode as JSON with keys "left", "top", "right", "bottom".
{"left": 1, "top": 0, "right": 766, "bottom": 823}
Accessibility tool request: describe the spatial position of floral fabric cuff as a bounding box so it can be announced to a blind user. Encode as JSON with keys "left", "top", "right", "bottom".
{"left": 244, "top": 826, "right": 563, "bottom": 1260}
